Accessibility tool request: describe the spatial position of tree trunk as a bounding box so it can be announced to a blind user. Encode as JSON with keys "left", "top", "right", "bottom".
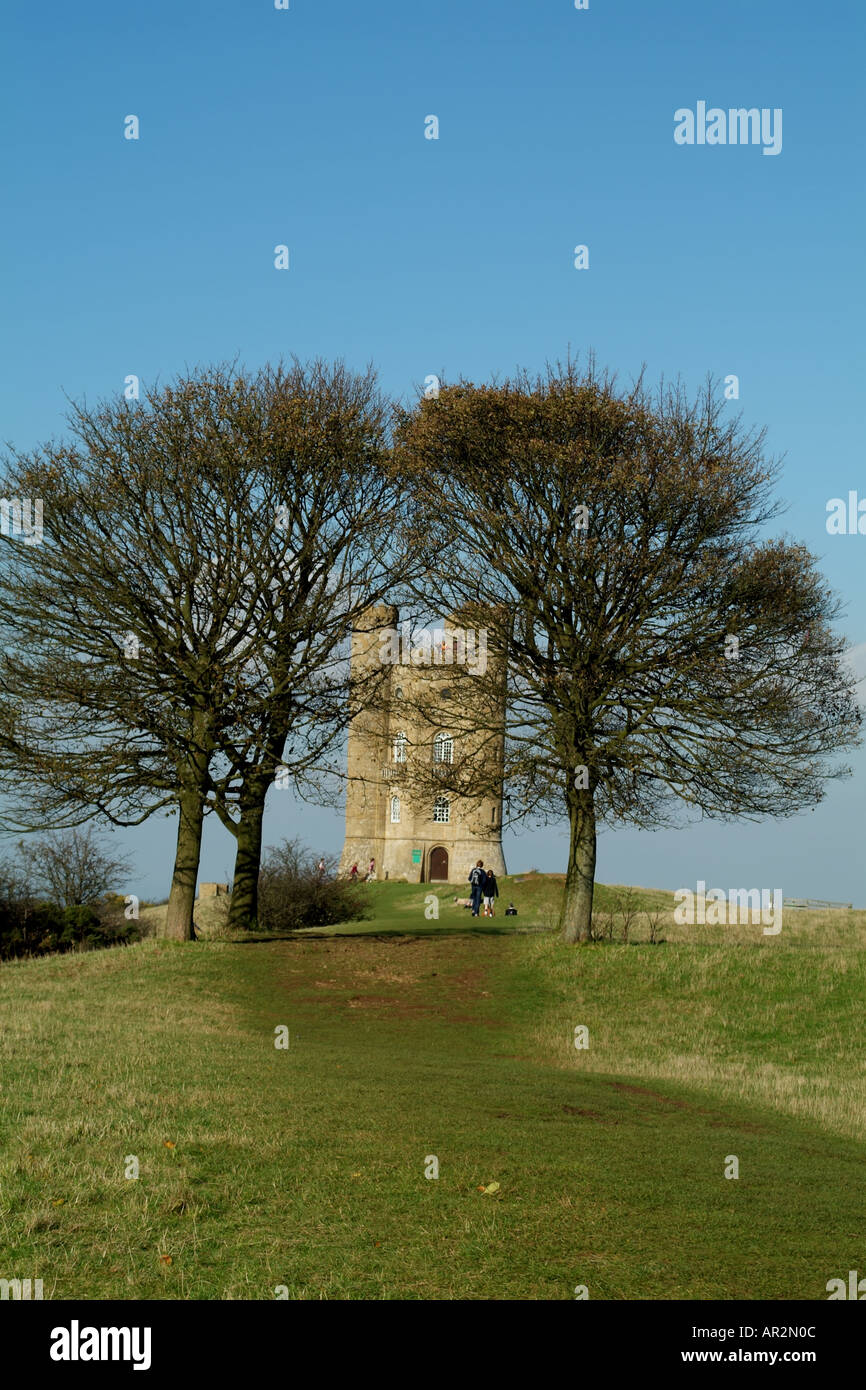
{"left": 560, "top": 789, "right": 597, "bottom": 943}
{"left": 162, "top": 785, "right": 205, "bottom": 941}
{"left": 227, "top": 792, "right": 266, "bottom": 932}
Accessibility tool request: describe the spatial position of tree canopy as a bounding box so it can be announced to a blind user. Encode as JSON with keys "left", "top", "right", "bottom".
{"left": 397, "top": 358, "right": 862, "bottom": 939}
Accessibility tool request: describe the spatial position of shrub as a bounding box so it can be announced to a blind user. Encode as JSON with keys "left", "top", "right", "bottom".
{"left": 0, "top": 868, "right": 140, "bottom": 961}
{"left": 257, "top": 840, "right": 369, "bottom": 933}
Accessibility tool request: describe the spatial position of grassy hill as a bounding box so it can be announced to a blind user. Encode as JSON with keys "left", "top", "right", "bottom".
{"left": 2, "top": 876, "right": 864, "bottom": 1300}
{"left": 138, "top": 874, "right": 696, "bottom": 942}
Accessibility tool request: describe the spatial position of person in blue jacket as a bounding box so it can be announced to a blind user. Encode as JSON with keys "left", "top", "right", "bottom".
{"left": 468, "top": 860, "right": 485, "bottom": 917}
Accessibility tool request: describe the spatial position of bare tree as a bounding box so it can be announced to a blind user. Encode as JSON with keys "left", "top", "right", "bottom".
{"left": 202, "top": 359, "right": 418, "bottom": 930}
{"left": 397, "top": 357, "right": 862, "bottom": 942}
{"left": 16, "top": 827, "right": 132, "bottom": 907}
{"left": 0, "top": 360, "right": 416, "bottom": 938}
{"left": 0, "top": 375, "right": 243, "bottom": 940}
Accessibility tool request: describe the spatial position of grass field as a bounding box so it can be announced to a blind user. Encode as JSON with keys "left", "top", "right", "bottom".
{"left": 1, "top": 875, "right": 864, "bottom": 1300}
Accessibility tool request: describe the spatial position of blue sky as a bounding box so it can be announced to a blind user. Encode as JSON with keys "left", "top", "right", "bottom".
{"left": 1, "top": 0, "right": 864, "bottom": 905}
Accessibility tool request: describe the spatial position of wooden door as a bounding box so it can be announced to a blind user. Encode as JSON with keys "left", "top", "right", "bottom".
{"left": 429, "top": 846, "right": 449, "bottom": 881}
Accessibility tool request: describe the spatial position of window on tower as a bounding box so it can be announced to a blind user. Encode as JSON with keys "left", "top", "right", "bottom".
{"left": 433, "top": 796, "right": 450, "bottom": 823}
{"left": 392, "top": 732, "right": 407, "bottom": 763}
{"left": 390, "top": 796, "right": 401, "bottom": 823}
{"left": 433, "top": 732, "right": 453, "bottom": 765}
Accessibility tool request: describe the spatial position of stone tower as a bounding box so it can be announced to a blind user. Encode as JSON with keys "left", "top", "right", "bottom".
{"left": 339, "top": 604, "right": 507, "bottom": 884}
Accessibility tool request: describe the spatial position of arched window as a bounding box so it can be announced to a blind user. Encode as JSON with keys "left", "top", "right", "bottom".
{"left": 390, "top": 796, "right": 401, "bottom": 824}
{"left": 433, "top": 732, "right": 453, "bottom": 765}
{"left": 433, "top": 796, "right": 450, "bottom": 823}
{"left": 392, "top": 731, "right": 407, "bottom": 763}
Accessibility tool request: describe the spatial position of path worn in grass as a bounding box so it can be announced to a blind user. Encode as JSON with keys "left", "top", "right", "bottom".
{"left": 1, "top": 930, "right": 864, "bottom": 1299}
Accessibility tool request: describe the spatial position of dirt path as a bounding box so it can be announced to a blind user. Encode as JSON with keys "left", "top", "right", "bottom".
{"left": 255, "top": 932, "right": 507, "bottom": 1027}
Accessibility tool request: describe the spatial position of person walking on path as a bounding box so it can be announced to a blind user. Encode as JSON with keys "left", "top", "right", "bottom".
{"left": 482, "top": 868, "right": 499, "bottom": 918}
{"left": 468, "top": 860, "right": 485, "bottom": 917}
{"left": 349, "top": 863, "right": 359, "bottom": 882}
{"left": 367, "top": 857, "right": 377, "bottom": 881}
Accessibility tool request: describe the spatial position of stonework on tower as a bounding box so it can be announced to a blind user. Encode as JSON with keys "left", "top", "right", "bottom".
{"left": 339, "top": 603, "right": 507, "bottom": 884}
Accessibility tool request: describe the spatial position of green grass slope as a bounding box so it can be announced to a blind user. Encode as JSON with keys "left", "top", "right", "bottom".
{"left": 1, "top": 878, "right": 864, "bottom": 1300}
